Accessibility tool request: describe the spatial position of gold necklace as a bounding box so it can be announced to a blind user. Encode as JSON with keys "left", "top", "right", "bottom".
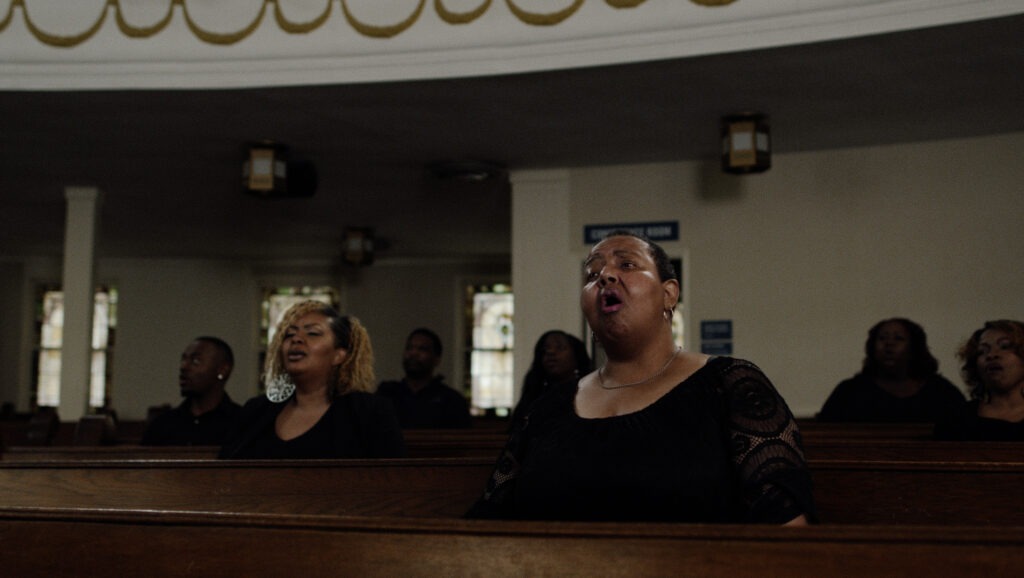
{"left": 597, "top": 347, "right": 681, "bottom": 390}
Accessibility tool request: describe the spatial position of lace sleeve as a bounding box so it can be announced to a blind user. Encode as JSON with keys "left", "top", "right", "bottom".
{"left": 463, "top": 415, "right": 529, "bottom": 519}
{"left": 718, "top": 359, "right": 816, "bottom": 523}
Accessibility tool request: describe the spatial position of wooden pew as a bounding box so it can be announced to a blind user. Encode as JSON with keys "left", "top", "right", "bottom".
{"left": 0, "top": 419, "right": 947, "bottom": 458}
{"left": 802, "top": 439, "right": 1023, "bottom": 462}
{"left": 409, "top": 429, "right": 1022, "bottom": 461}
{"left": 5, "top": 436, "right": 1021, "bottom": 463}
{"left": 0, "top": 458, "right": 491, "bottom": 518}
{"left": 1, "top": 445, "right": 219, "bottom": 462}
{"left": 402, "top": 422, "right": 942, "bottom": 457}
{"left": 1, "top": 508, "right": 1023, "bottom": 577}
{"left": 2, "top": 456, "right": 1024, "bottom": 525}
{"left": 0, "top": 428, "right": 510, "bottom": 461}
{"left": 403, "top": 428, "right": 507, "bottom": 457}
{"left": 795, "top": 420, "right": 934, "bottom": 439}
{"left": 811, "top": 459, "right": 1024, "bottom": 525}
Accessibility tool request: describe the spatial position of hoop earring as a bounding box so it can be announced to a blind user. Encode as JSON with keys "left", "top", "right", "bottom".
{"left": 265, "top": 374, "right": 296, "bottom": 403}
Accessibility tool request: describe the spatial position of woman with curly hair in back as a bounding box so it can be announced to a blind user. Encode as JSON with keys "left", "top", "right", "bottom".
{"left": 935, "top": 319, "right": 1024, "bottom": 441}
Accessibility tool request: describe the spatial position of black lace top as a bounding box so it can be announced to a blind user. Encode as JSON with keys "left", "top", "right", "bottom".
{"left": 466, "top": 356, "right": 814, "bottom": 523}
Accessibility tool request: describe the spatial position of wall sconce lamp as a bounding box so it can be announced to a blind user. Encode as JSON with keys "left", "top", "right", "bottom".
{"left": 342, "top": 227, "right": 375, "bottom": 266}
{"left": 243, "top": 141, "right": 289, "bottom": 197}
{"left": 721, "top": 113, "right": 771, "bottom": 174}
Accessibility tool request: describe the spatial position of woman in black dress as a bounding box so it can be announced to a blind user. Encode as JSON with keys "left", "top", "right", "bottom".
{"left": 818, "top": 318, "right": 964, "bottom": 423}
{"left": 467, "top": 231, "right": 813, "bottom": 524}
{"left": 935, "top": 320, "right": 1024, "bottom": 440}
{"left": 509, "top": 330, "right": 592, "bottom": 426}
{"left": 219, "top": 300, "right": 404, "bottom": 459}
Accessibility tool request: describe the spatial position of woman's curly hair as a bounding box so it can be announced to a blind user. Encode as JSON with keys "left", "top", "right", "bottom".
{"left": 957, "top": 319, "right": 1024, "bottom": 400}
{"left": 264, "top": 300, "right": 376, "bottom": 397}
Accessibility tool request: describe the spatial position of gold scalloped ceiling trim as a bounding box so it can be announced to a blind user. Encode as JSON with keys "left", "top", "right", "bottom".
{"left": 276, "top": 0, "right": 332, "bottom": 34}
{"left": 435, "top": 0, "right": 492, "bottom": 25}
{"left": 115, "top": 0, "right": 175, "bottom": 39}
{"left": 505, "top": 0, "right": 585, "bottom": 26}
{"left": 340, "top": 0, "right": 425, "bottom": 39}
{"left": 1, "top": 0, "right": 735, "bottom": 48}
{"left": 0, "top": 1, "right": 16, "bottom": 34}
{"left": 182, "top": 1, "right": 267, "bottom": 45}
{"left": 17, "top": 0, "right": 109, "bottom": 48}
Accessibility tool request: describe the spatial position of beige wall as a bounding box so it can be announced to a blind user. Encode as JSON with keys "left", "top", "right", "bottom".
{"left": 1, "top": 256, "right": 508, "bottom": 421}
{"left": 341, "top": 259, "right": 510, "bottom": 396}
{"left": 560, "top": 132, "right": 1024, "bottom": 417}
{"left": 102, "top": 259, "right": 261, "bottom": 419}
{"left": 2, "top": 131, "right": 1021, "bottom": 420}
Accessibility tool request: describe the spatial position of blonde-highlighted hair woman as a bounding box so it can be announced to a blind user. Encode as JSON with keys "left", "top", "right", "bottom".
{"left": 219, "top": 301, "right": 404, "bottom": 459}
{"left": 263, "top": 300, "right": 376, "bottom": 398}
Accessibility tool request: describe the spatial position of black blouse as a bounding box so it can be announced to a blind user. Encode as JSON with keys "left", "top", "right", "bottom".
{"left": 467, "top": 357, "right": 814, "bottom": 523}
{"left": 817, "top": 373, "right": 965, "bottom": 423}
{"left": 218, "top": 391, "right": 405, "bottom": 459}
{"left": 934, "top": 399, "right": 1024, "bottom": 441}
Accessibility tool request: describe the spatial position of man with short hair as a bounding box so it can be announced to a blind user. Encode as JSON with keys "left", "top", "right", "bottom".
{"left": 141, "top": 336, "right": 242, "bottom": 446}
{"left": 377, "top": 328, "right": 472, "bottom": 429}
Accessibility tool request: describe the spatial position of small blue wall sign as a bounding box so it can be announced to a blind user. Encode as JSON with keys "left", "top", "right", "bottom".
{"left": 583, "top": 221, "right": 679, "bottom": 244}
{"left": 700, "top": 320, "right": 733, "bottom": 355}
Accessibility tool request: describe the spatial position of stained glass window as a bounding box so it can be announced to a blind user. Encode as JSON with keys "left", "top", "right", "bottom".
{"left": 35, "top": 287, "right": 117, "bottom": 409}
{"left": 467, "top": 283, "right": 514, "bottom": 412}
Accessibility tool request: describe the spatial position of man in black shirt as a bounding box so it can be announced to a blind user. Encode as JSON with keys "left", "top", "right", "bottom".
{"left": 377, "top": 328, "right": 472, "bottom": 429}
{"left": 141, "top": 336, "right": 241, "bottom": 445}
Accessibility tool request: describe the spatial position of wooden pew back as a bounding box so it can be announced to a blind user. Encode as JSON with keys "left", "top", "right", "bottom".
{"left": 2, "top": 508, "right": 1023, "bottom": 577}
{"left": 0, "top": 458, "right": 491, "bottom": 518}
{"left": 811, "top": 459, "right": 1024, "bottom": 525}
{"left": 3, "top": 456, "right": 1024, "bottom": 525}
{"left": 1, "top": 445, "right": 219, "bottom": 462}
{"left": 5, "top": 435, "right": 1020, "bottom": 463}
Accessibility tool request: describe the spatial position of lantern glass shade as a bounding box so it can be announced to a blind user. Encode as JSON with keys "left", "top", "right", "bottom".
{"left": 342, "top": 228, "right": 375, "bottom": 266}
{"left": 721, "top": 114, "right": 770, "bottom": 174}
{"left": 243, "top": 142, "right": 289, "bottom": 195}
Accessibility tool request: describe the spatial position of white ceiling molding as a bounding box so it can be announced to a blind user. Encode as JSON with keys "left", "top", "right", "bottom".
{"left": 1, "top": 0, "right": 1022, "bottom": 89}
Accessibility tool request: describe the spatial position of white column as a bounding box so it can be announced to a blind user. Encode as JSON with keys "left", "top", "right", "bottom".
{"left": 510, "top": 169, "right": 581, "bottom": 401}
{"left": 59, "top": 186, "right": 102, "bottom": 419}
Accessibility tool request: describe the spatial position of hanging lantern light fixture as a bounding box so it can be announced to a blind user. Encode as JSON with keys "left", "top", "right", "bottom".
{"left": 721, "top": 113, "right": 771, "bottom": 174}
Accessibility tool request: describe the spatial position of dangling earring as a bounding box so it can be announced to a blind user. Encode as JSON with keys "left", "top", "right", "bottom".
{"left": 265, "top": 373, "right": 296, "bottom": 403}
{"left": 663, "top": 308, "right": 673, "bottom": 321}
{"left": 216, "top": 374, "right": 224, "bottom": 381}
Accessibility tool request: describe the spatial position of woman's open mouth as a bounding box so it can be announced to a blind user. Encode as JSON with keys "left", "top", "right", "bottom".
{"left": 600, "top": 291, "right": 623, "bottom": 314}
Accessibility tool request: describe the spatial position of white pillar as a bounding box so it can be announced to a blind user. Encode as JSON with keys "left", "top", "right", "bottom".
{"left": 59, "top": 186, "right": 102, "bottom": 419}
{"left": 510, "top": 169, "right": 581, "bottom": 402}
